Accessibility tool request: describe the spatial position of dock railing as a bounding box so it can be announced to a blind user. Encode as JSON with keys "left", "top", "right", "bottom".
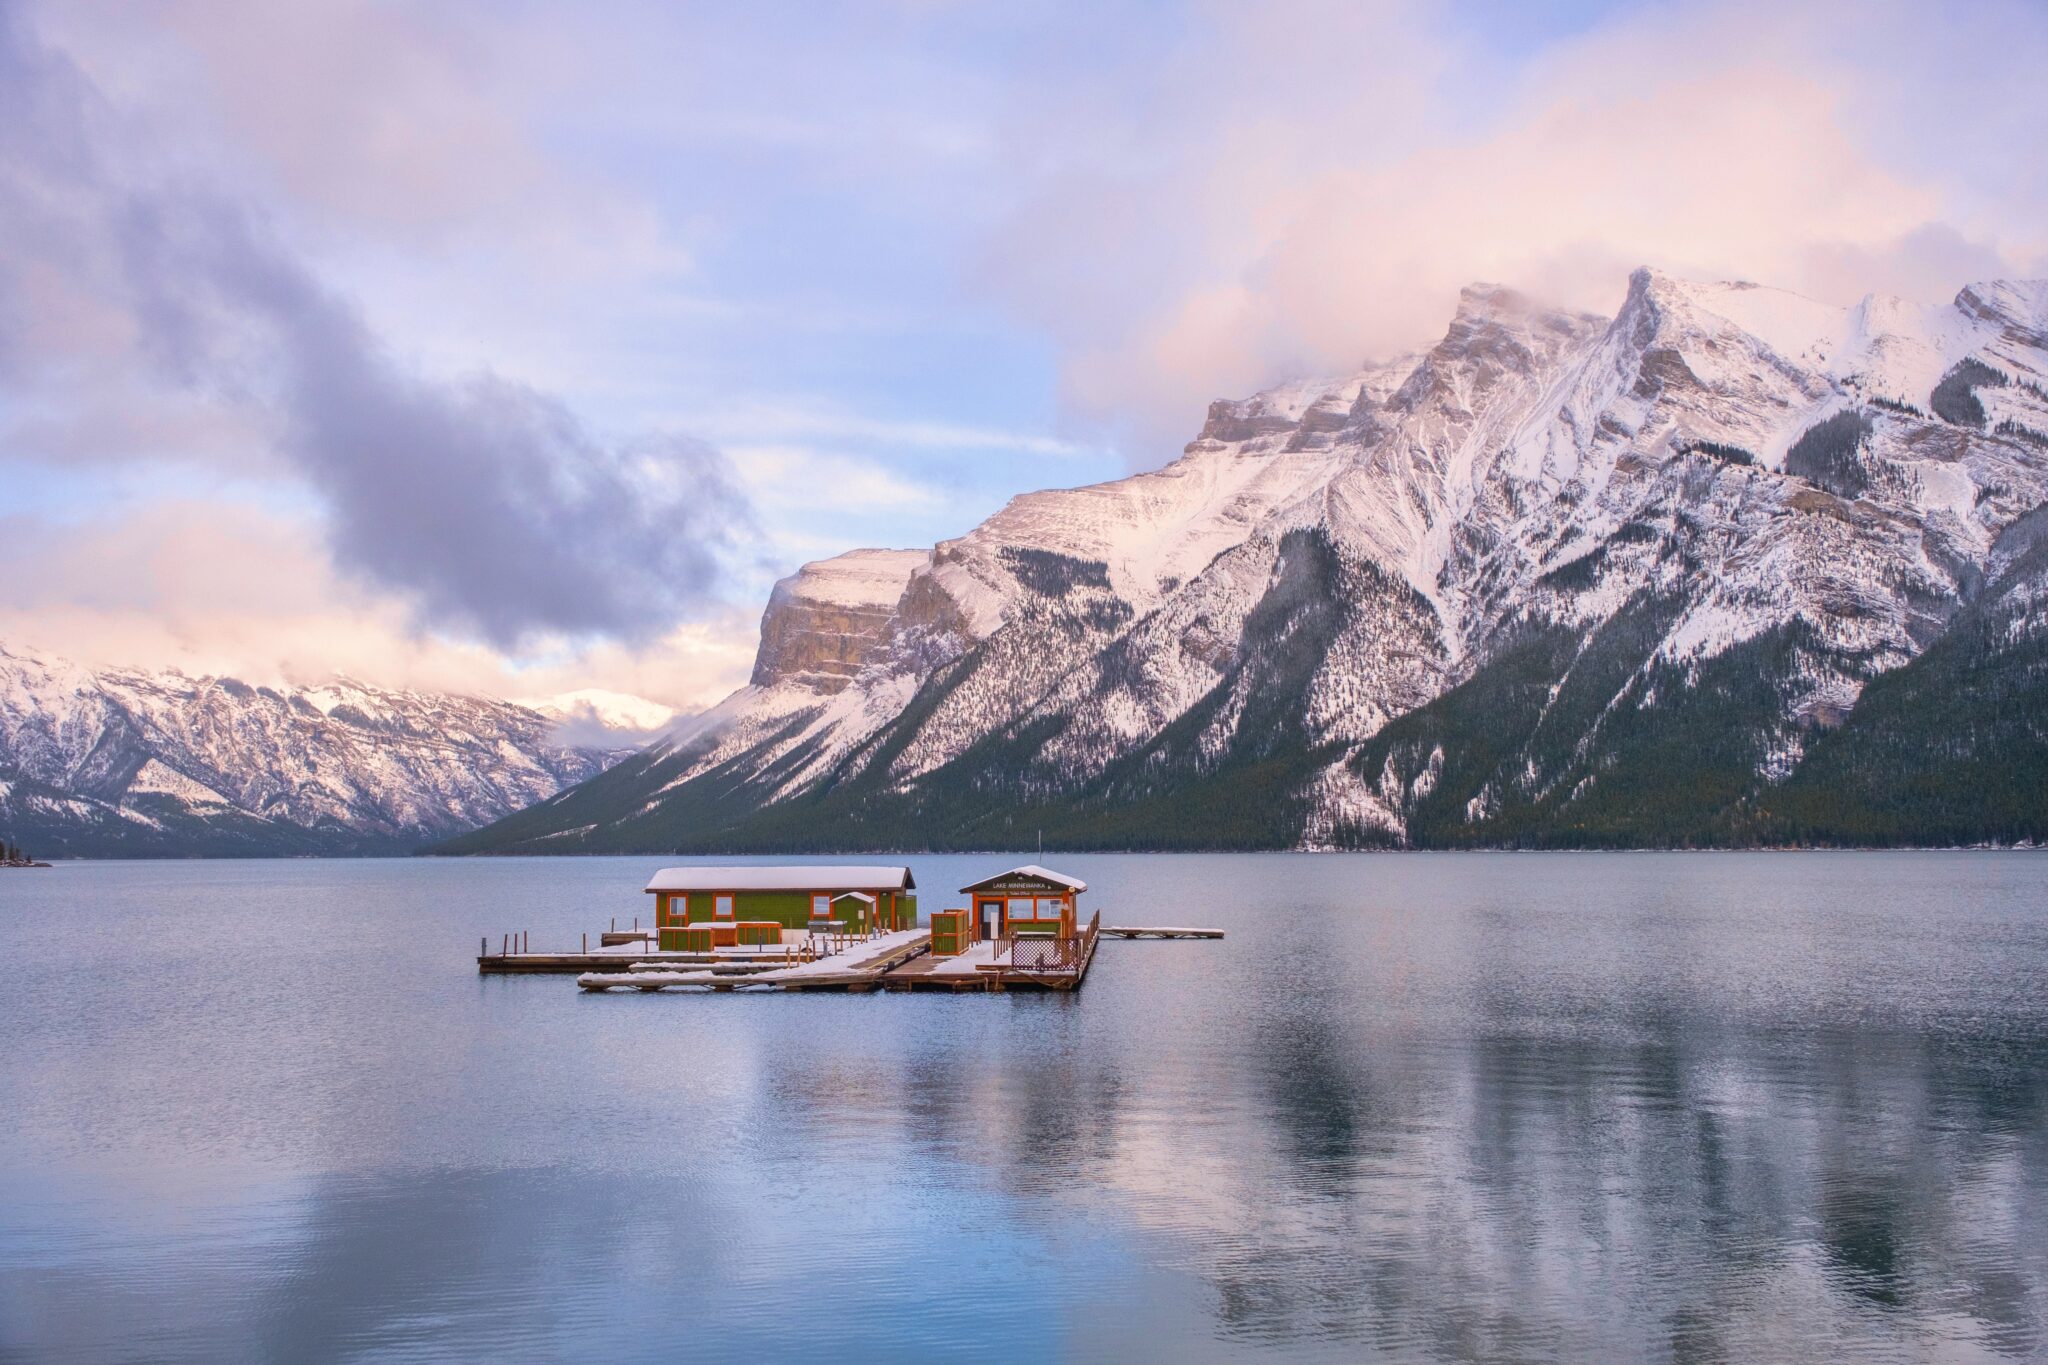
{"left": 1001, "top": 911, "right": 1099, "bottom": 973}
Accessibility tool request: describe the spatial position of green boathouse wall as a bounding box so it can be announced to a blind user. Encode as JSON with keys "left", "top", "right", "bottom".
{"left": 654, "top": 889, "right": 918, "bottom": 934}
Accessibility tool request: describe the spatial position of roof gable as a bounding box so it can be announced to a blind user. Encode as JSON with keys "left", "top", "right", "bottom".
{"left": 959, "top": 864, "right": 1087, "bottom": 895}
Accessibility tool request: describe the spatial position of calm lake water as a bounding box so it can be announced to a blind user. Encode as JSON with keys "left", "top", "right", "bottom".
{"left": 2, "top": 853, "right": 2046, "bottom": 1362}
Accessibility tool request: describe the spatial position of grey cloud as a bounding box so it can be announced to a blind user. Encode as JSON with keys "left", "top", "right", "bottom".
{"left": 0, "top": 4, "right": 750, "bottom": 648}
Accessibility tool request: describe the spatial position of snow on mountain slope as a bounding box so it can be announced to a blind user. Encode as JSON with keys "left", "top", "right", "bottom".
{"left": 0, "top": 644, "right": 634, "bottom": 855}
{"left": 449, "top": 266, "right": 2048, "bottom": 854}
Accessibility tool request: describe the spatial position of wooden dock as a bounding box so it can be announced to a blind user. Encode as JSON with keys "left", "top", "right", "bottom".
{"left": 491, "top": 917, "right": 1218, "bottom": 992}
{"left": 481, "top": 951, "right": 658, "bottom": 975}
{"left": 576, "top": 929, "right": 935, "bottom": 993}
{"left": 880, "top": 915, "right": 1110, "bottom": 992}
{"left": 480, "top": 941, "right": 831, "bottom": 975}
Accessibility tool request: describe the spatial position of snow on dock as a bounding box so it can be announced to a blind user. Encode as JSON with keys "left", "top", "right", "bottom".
{"left": 577, "top": 927, "right": 932, "bottom": 993}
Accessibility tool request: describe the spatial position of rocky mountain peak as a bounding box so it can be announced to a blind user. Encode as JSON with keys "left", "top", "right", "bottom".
{"left": 1390, "top": 283, "right": 1604, "bottom": 422}
{"left": 749, "top": 548, "right": 926, "bottom": 692}
{"left": 358, "top": 265, "right": 2048, "bottom": 855}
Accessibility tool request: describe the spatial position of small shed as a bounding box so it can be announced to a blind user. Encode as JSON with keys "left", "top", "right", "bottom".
{"left": 960, "top": 865, "right": 1086, "bottom": 938}
{"left": 644, "top": 865, "right": 916, "bottom": 949}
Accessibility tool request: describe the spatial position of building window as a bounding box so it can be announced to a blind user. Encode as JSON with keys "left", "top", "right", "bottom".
{"left": 714, "top": 894, "right": 734, "bottom": 919}
{"left": 812, "top": 894, "right": 829, "bottom": 921}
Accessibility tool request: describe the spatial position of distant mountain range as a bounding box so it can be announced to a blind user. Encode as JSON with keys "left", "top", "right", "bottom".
{"left": 0, "top": 645, "right": 666, "bottom": 856}
{"left": 443, "top": 267, "right": 2048, "bottom": 854}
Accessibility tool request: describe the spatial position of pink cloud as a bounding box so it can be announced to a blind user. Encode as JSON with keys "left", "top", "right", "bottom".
{"left": 0, "top": 500, "right": 756, "bottom": 709}
{"left": 982, "top": 0, "right": 2048, "bottom": 461}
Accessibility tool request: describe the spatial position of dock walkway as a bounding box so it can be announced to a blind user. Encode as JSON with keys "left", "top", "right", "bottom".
{"left": 577, "top": 927, "right": 933, "bottom": 993}
{"left": 480, "top": 929, "right": 893, "bottom": 976}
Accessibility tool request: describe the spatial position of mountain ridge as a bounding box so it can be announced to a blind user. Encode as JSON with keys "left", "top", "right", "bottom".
{"left": 443, "top": 265, "right": 2048, "bottom": 854}
{"left": 0, "top": 644, "right": 660, "bottom": 856}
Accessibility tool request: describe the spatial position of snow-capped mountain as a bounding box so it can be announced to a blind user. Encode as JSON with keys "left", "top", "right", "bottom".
{"left": 0, "top": 645, "right": 651, "bottom": 856}
{"left": 514, "top": 689, "right": 680, "bottom": 746}
{"left": 451, "top": 266, "right": 2048, "bottom": 853}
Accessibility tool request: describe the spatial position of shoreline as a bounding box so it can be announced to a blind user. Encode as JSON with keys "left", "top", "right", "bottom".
{"left": 14, "top": 844, "right": 2045, "bottom": 865}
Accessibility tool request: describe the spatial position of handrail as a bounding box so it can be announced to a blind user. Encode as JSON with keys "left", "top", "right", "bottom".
{"left": 1001, "top": 911, "right": 1098, "bottom": 973}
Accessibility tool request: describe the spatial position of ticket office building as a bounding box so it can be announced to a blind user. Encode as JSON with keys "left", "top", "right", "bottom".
{"left": 962, "top": 865, "right": 1086, "bottom": 939}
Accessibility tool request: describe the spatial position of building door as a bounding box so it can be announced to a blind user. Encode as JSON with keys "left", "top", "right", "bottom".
{"left": 977, "top": 898, "right": 1001, "bottom": 941}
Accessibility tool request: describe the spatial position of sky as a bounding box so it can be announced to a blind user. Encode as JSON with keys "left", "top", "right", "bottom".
{"left": 1, "top": 0, "right": 2043, "bottom": 713}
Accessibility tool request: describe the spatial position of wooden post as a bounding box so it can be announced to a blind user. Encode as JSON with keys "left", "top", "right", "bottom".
{"left": 501, "top": 934, "right": 508, "bottom": 956}
{"left": 481, "top": 936, "right": 486, "bottom": 957}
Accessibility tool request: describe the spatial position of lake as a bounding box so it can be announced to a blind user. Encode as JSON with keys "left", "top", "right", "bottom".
{"left": 1, "top": 852, "right": 2045, "bottom": 1362}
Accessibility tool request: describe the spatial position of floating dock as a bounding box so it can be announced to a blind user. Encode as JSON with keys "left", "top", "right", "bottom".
{"left": 482, "top": 917, "right": 1217, "bottom": 994}
{"left": 477, "top": 926, "right": 902, "bottom": 976}
{"left": 480, "top": 861, "right": 1221, "bottom": 995}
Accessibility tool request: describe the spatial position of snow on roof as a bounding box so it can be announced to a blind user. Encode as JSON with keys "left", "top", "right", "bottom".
{"left": 959, "top": 864, "right": 1087, "bottom": 893}
{"left": 645, "top": 865, "right": 914, "bottom": 893}
{"left": 831, "top": 891, "right": 876, "bottom": 903}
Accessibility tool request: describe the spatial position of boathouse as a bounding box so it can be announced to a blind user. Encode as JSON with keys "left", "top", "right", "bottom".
{"left": 960, "top": 865, "right": 1085, "bottom": 939}
{"left": 646, "top": 866, "right": 916, "bottom": 951}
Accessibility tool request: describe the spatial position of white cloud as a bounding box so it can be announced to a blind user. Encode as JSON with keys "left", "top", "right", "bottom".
{"left": 981, "top": 0, "right": 2048, "bottom": 459}
{"left": 0, "top": 501, "right": 756, "bottom": 711}
{"left": 729, "top": 444, "right": 946, "bottom": 514}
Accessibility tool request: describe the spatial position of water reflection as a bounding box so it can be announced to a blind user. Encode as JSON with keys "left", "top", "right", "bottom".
{"left": 1, "top": 853, "right": 2045, "bottom": 1361}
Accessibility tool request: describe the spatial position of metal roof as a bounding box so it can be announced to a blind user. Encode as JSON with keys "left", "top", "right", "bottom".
{"left": 644, "top": 865, "right": 914, "bottom": 893}
{"left": 958, "top": 864, "right": 1087, "bottom": 894}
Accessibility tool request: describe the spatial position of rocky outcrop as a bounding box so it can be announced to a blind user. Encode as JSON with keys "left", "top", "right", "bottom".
{"left": 748, "top": 549, "right": 927, "bottom": 692}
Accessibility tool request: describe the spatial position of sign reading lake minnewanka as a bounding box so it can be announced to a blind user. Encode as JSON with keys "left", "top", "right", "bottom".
{"left": 977, "top": 876, "right": 1070, "bottom": 895}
